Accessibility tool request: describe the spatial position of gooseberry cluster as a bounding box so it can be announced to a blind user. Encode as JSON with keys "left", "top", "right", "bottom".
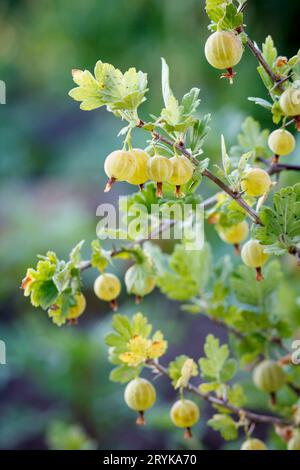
{"left": 104, "top": 149, "right": 195, "bottom": 198}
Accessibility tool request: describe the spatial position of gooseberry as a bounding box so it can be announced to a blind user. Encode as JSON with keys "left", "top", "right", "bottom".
{"left": 146, "top": 155, "right": 173, "bottom": 197}
{"left": 124, "top": 378, "right": 156, "bottom": 425}
{"left": 126, "top": 148, "right": 149, "bottom": 189}
{"left": 241, "top": 168, "right": 272, "bottom": 197}
{"left": 93, "top": 273, "right": 121, "bottom": 310}
{"left": 279, "top": 86, "right": 300, "bottom": 117}
{"left": 170, "top": 399, "right": 200, "bottom": 439}
{"left": 67, "top": 293, "right": 86, "bottom": 324}
{"left": 217, "top": 221, "right": 249, "bottom": 248}
{"left": 205, "top": 31, "right": 243, "bottom": 82}
{"left": 288, "top": 430, "right": 300, "bottom": 450}
{"left": 168, "top": 156, "right": 194, "bottom": 197}
{"left": 124, "top": 264, "right": 156, "bottom": 303}
{"left": 253, "top": 360, "right": 286, "bottom": 397}
{"left": 241, "top": 239, "right": 269, "bottom": 281}
{"left": 104, "top": 150, "right": 136, "bottom": 192}
{"left": 241, "top": 438, "right": 268, "bottom": 450}
{"left": 268, "top": 129, "right": 296, "bottom": 156}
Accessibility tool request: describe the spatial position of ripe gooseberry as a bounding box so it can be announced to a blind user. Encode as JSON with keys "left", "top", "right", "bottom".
{"left": 168, "top": 156, "right": 194, "bottom": 197}
{"left": 124, "top": 378, "right": 156, "bottom": 425}
{"left": 124, "top": 264, "right": 156, "bottom": 304}
{"left": 146, "top": 155, "right": 173, "bottom": 197}
{"left": 253, "top": 360, "right": 286, "bottom": 403}
{"left": 126, "top": 148, "right": 149, "bottom": 190}
{"left": 288, "top": 430, "right": 300, "bottom": 451}
{"left": 268, "top": 129, "right": 296, "bottom": 157}
{"left": 241, "top": 239, "right": 269, "bottom": 281}
{"left": 241, "top": 438, "right": 268, "bottom": 450}
{"left": 67, "top": 293, "right": 86, "bottom": 325}
{"left": 170, "top": 399, "right": 200, "bottom": 439}
{"left": 217, "top": 220, "right": 249, "bottom": 253}
{"left": 205, "top": 31, "right": 243, "bottom": 82}
{"left": 93, "top": 273, "right": 121, "bottom": 310}
{"left": 279, "top": 86, "right": 300, "bottom": 117}
{"left": 104, "top": 150, "right": 136, "bottom": 192}
{"left": 241, "top": 168, "right": 272, "bottom": 197}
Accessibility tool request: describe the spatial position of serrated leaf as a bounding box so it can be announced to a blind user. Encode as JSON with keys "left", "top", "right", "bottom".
{"left": 235, "top": 117, "right": 271, "bottom": 158}
{"left": 231, "top": 260, "right": 283, "bottom": 307}
{"left": 227, "top": 384, "right": 246, "bottom": 407}
{"left": 262, "top": 35, "right": 277, "bottom": 68}
{"left": 255, "top": 184, "right": 300, "bottom": 254}
{"left": 69, "top": 240, "right": 85, "bottom": 265}
{"left": 205, "top": 0, "right": 229, "bottom": 23}
{"left": 157, "top": 243, "right": 212, "bottom": 301}
{"left": 199, "top": 334, "right": 236, "bottom": 383}
{"left": 208, "top": 414, "right": 238, "bottom": 441}
{"left": 218, "top": 3, "right": 243, "bottom": 30}
{"left": 69, "top": 61, "right": 148, "bottom": 115}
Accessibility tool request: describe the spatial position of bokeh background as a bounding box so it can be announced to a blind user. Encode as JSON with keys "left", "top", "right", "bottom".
{"left": 0, "top": 0, "right": 300, "bottom": 450}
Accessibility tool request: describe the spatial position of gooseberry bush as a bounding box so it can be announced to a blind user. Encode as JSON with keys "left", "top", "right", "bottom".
{"left": 21, "top": 0, "right": 300, "bottom": 450}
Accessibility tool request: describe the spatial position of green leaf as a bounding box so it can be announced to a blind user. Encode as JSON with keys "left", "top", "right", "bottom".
{"left": 199, "top": 334, "right": 236, "bottom": 383}
{"left": 231, "top": 260, "right": 283, "bottom": 307}
{"left": 234, "top": 117, "right": 271, "bottom": 158}
{"left": 110, "top": 365, "right": 141, "bottom": 384}
{"left": 188, "top": 114, "right": 211, "bottom": 153}
{"left": 205, "top": 0, "right": 229, "bottom": 23}
{"left": 208, "top": 414, "right": 238, "bottom": 441}
{"left": 168, "top": 355, "right": 197, "bottom": 388}
{"left": 221, "top": 135, "right": 231, "bottom": 176}
{"left": 34, "top": 280, "right": 59, "bottom": 310}
{"left": 262, "top": 35, "right": 277, "bottom": 68}
{"left": 218, "top": 3, "right": 243, "bottom": 31}
{"left": 255, "top": 184, "right": 300, "bottom": 255}
{"left": 160, "top": 58, "right": 200, "bottom": 133}
{"left": 181, "top": 88, "right": 201, "bottom": 115}
{"left": 91, "top": 239, "right": 111, "bottom": 272}
{"left": 219, "top": 358, "right": 237, "bottom": 382}
{"left": 227, "top": 384, "right": 246, "bottom": 407}
{"left": 69, "top": 240, "right": 85, "bottom": 265}
{"left": 248, "top": 97, "right": 273, "bottom": 110}
{"left": 272, "top": 101, "right": 284, "bottom": 125}
{"left": 69, "top": 62, "right": 148, "bottom": 115}
{"left": 157, "top": 243, "right": 212, "bottom": 301}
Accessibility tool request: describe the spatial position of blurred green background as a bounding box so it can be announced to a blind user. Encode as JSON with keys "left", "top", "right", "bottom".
{"left": 0, "top": 0, "right": 300, "bottom": 450}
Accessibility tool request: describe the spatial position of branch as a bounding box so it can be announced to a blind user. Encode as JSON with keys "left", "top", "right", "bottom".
{"left": 257, "top": 157, "right": 300, "bottom": 176}
{"left": 236, "top": 26, "right": 284, "bottom": 93}
{"left": 138, "top": 124, "right": 263, "bottom": 225}
{"left": 149, "top": 360, "right": 291, "bottom": 427}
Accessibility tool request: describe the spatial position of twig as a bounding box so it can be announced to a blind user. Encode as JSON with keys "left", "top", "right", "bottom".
{"left": 138, "top": 124, "right": 263, "bottom": 225}
{"left": 149, "top": 360, "right": 291, "bottom": 427}
{"left": 236, "top": 26, "right": 284, "bottom": 93}
{"left": 256, "top": 156, "right": 300, "bottom": 176}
